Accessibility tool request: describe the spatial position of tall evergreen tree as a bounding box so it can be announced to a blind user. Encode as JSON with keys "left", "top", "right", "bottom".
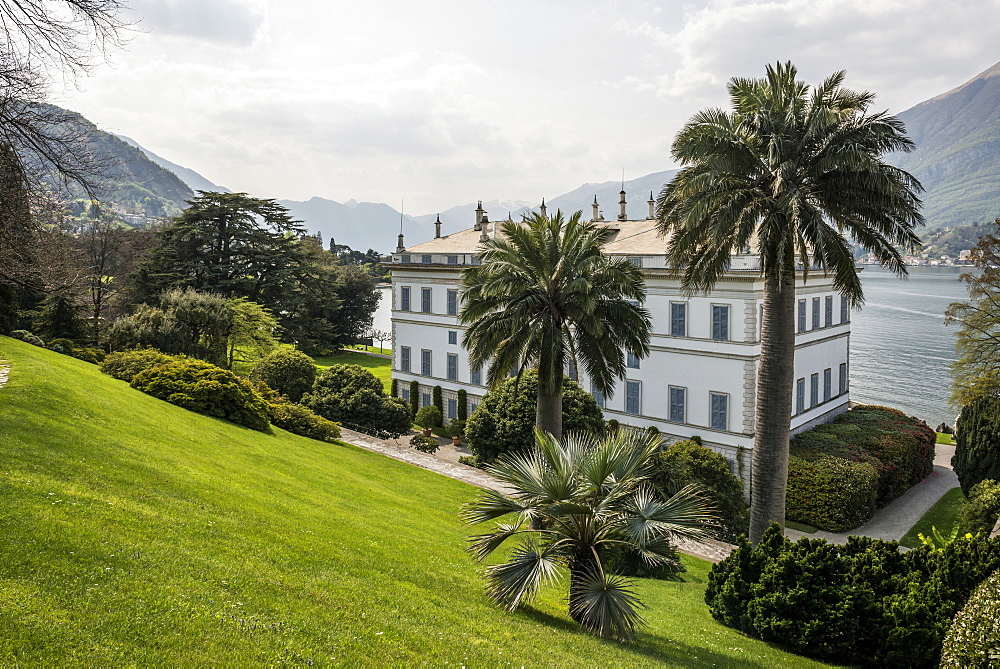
{"left": 657, "top": 62, "right": 923, "bottom": 543}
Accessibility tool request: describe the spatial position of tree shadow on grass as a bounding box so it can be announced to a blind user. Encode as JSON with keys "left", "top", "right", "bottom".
{"left": 517, "top": 605, "right": 774, "bottom": 668}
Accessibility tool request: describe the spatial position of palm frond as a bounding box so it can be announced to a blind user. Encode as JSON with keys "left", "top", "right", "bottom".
{"left": 483, "top": 537, "right": 563, "bottom": 611}
{"left": 568, "top": 566, "right": 646, "bottom": 641}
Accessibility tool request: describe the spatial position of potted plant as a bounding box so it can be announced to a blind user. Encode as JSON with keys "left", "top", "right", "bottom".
{"left": 415, "top": 405, "right": 442, "bottom": 437}
{"left": 448, "top": 418, "right": 466, "bottom": 446}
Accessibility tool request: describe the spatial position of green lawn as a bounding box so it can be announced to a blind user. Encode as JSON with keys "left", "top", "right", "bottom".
{"left": 936, "top": 431, "right": 957, "bottom": 446}
{"left": 0, "top": 337, "right": 829, "bottom": 666}
{"left": 313, "top": 349, "right": 392, "bottom": 392}
{"left": 900, "top": 487, "right": 970, "bottom": 548}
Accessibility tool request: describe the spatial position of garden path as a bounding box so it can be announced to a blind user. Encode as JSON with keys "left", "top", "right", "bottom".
{"left": 785, "top": 444, "right": 959, "bottom": 545}
{"left": 338, "top": 426, "right": 736, "bottom": 563}
{"left": 0, "top": 359, "right": 9, "bottom": 389}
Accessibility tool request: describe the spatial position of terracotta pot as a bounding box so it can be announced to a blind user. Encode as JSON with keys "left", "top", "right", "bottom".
{"left": 452, "top": 435, "right": 462, "bottom": 446}
{"left": 421, "top": 427, "right": 432, "bottom": 437}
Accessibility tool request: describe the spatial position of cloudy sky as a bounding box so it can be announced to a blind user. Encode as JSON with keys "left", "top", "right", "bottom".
{"left": 56, "top": 0, "right": 1000, "bottom": 214}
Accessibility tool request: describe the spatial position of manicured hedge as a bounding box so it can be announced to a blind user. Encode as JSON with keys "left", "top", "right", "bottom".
{"left": 100, "top": 348, "right": 181, "bottom": 382}
{"left": 940, "top": 571, "right": 1000, "bottom": 668}
{"left": 786, "top": 405, "right": 936, "bottom": 531}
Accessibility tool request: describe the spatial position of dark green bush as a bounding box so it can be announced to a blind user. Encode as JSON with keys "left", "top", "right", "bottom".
{"left": 391, "top": 378, "right": 398, "bottom": 397}
{"left": 954, "top": 395, "right": 1000, "bottom": 495}
{"left": 648, "top": 439, "right": 748, "bottom": 541}
{"left": 706, "top": 525, "right": 1000, "bottom": 667}
{"left": 267, "top": 397, "right": 341, "bottom": 442}
{"left": 786, "top": 454, "right": 879, "bottom": 531}
{"left": 415, "top": 405, "right": 442, "bottom": 429}
{"left": 432, "top": 385, "right": 443, "bottom": 417}
{"left": 958, "top": 479, "right": 1000, "bottom": 535}
{"left": 446, "top": 418, "right": 466, "bottom": 438}
{"left": 464, "top": 370, "right": 605, "bottom": 464}
{"left": 46, "top": 337, "right": 77, "bottom": 354}
{"left": 408, "top": 380, "right": 419, "bottom": 416}
{"left": 409, "top": 434, "right": 440, "bottom": 454}
{"left": 249, "top": 349, "right": 316, "bottom": 402}
{"left": 302, "top": 364, "right": 411, "bottom": 439}
{"left": 10, "top": 329, "right": 44, "bottom": 347}
{"left": 457, "top": 389, "right": 467, "bottom": 420}
{"left": 131, "top": 358, "right": 270, "bottom": 432}
{"left": 100, "top": 348, "right": 181, "bottom": 383}
{"left": 940, "top": 571, "right": 1000, "bottom": 668}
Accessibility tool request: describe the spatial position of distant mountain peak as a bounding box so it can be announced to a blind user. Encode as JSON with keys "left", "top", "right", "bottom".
{"left": 931, "top": 60, "right": 1000, "bottom": 102}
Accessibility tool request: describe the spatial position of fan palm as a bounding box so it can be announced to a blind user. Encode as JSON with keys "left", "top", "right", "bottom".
{"left": 459, "top": 210, "right": 650, "bottom": 442}
{"left": 656, "top": 62, "right": 923, "bottom": 544}
{"left": 462, "top": 428, "right": 716, "bottom": 641}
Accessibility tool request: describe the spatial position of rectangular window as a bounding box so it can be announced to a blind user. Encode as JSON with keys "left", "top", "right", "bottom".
{"left": 401, "top": 286, "right": 411, "bottom": 311}
{"left": 798, "top": 299, "right": 806, "bottom": 333}
{"left": 712, "top": 304, "right": 730, "bottom": 341}
{"left": 627, "top": 351, "right": 640, "bottom": 369}
{"left": 628, "top": 256, "right": 642, "bottom": 267}
{"left": 447, "top": 255, "right": 458, "bottom": 265}
{"left": 447, "top": 398, "right": 457, "bottom": 420}
{"left": 841, "top": 296, "right": 849, "bottom": 323}
{"left": 421, "top": 287, "right": 432, "bottom": 313}
{"left": 825, "top": 296, "right": 833, "bottom": 327}
{"left": 421, "top": 392, "right": 431, "bottom": 407}
{"left": 710, "top": 392, "right": 728, "bottom": 431}
{"left": 796, "top": 377, "right": 805, "bottom": 415}
{"left": 401, "top": 387, "right": 410, "bottom": 402}
{"left": 421, "top": 254, "right": 432, "bottom": 264}
{"left": 592, "top": 384, "right": 605, "bottom": 409}
{"left": 567, "top": 361, "right": 577, "bottom": 382}
{"left": 448, "top": 330, "right": 457, "bottom": 345}
{"left": 812, "top": 297, "right": 820, "bottom": 330}
{"left": 401, "top": 254, "right": 411, "bottom": 264}
{"left": 471, "top": 366, "right": 482, "bottom": 386}
{"left": 470, "top": 401, "right": 479, "bottom": 414}
{"left": 421, "top": 349, "right": 432, "bottom": 377}
{"left": 625, "top": 380, "right": 641, "bottom": 415}
{"left": 400, "top": 346, "right": 411, "bottom": 373}
{"left": 447, "top": 289, "right": 458, "bottom": 316}
{"left": 668, "top": 386, "right": 686, "bottom": 423}
{"left": 447, "top": 353, "right": 458, "bottom": 381}
{"left": 670, "top": 302, "right": 687, "bottom": 337}
{"left": 839, "top": 363, "right": 848, "bottom": 395}
{"left": 824, "top": 368, "right": 832, "bottom": 401}
{"left": 810, "top": 373, "right": 819, "bottom": 407}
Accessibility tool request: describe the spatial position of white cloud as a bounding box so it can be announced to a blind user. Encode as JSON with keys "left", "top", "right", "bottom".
{"left": 127, "top": 0, "right": 268, "bottom": 45}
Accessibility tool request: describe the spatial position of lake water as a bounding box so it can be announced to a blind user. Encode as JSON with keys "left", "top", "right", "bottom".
{"left": 374, "top": 265, "right": 969, "bottom": 428}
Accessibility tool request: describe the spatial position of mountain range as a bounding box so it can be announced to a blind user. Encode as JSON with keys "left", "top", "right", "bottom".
{"left": 92, "top": 60, "right": 1000, "bottom": 251}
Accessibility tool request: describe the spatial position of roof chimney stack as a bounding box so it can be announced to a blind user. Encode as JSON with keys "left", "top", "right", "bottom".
{"left": 592, "top": 195, "right": 599, "bottom": 222}
{"left": 474, "top": 201, "right": 484, "bottom": 231}
{"left": 480, "top": 214, "right": 489, "bottom": 242}
{"left": 395, "top": 232, "right": 405, "bottom": 253}
{"left": 434, "top": 214, "right": 442, "bottom": 238}
{"left": 539, "top": 198, "right": 547, "bottom": 218}
{"left": 647, "top": 191, "right": 655, "bottom": 220}
{"left": 618, "top": 188, "right": 627, "bottom": 221}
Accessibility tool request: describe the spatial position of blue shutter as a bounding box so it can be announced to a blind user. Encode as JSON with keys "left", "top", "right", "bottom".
{"left": 713, "top": 305, "right": 729, "bottom": 340}
{"left": 710, "top": 393, "right": 727, "bottom": 431}
{"left": 669, "top": 387, "right": 685, "bottom": 423}
{"left": 825, "top": 296, "right": 833, "bottom": 327}
{"left": 626, "top": 381, "right": 640, "bottom": 415}
{"left": 401, "top": 346, "right": 410, "bottom": 372}
{"left": 841, "top": 296, "right": 849, "bottom": 323}
{"left": 422, "top": 350, "right": 431, "bottom": 376}
{"left": 447, "top": 354, "right": 458, "bottom": 381}
{"left": 627, "top": 352, "right": 640, "bottom": 369}
{"left": 796, "top": 378, "right": 805, "bottom": 414}
{"left": 810, "top": 374, "right": 819, "bottom": 407}
{"left": 447, "top": 290, "right": 457, "bottom": 316}
{"left": 812, "top": 297, "right": 820, "bottom": 329}
{"left": 471, "top": 367, "right": 481, "bottom": 386}
{"left": 592, "top": 386, "right": 605, "bottom": 409}
{"left": 798, "top": 300, "right": 806, "bottom": 332}
{"left": 824, "top": 368, "right": 832, "bottom": 401}
{"left": 447, "top": 398, "right": 457, "bottom": 419}
{"left": 671, "top": 302, "right": 686, "bottom": 336}
{"left": 401, "top": 286, "right": 410, "bottom": 311}
{"left": 839, "top": 363, "right": 847, "bottom": 395}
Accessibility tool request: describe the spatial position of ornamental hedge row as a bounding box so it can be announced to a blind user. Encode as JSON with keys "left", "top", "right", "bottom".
{"left": 786, "top": 405, "right": 935, "bottom": 531}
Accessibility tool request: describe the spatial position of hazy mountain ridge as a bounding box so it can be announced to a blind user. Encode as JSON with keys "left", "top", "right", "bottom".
{"left": 117, "top": 135, "right": 230, "bottom": 195}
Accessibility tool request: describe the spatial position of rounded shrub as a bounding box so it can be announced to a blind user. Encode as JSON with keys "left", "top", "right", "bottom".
{"left": 649, "top": 439, "right": 748, "bottom": 541}
{"left": 415, "top": 405, "right": 442, "bottom": 430}
{"left": 954, "top": 395, "right": 1000, "bottom": 495}
{"left": 940, "top": 571, "right": 1000, "bottom": 668}
{"left": 302, "top": 364, "right": 411, "bottom": 439}
{"left": 464, "top": 370, "right": 605, "bottom": 464}
{"left": 10, "top": 329, "right": 44, "bottom": 347}
{"left": 249, "top": 349, "right": 317, "bottom": 402}
{"left": 46, "top": 337, "right": 77, "bottom": 354}
{"left": 131, "top": 358, "right": 270, "bottom": 432}
{"left": 786, "top": 453, "right": 879, "bottom": 532}
{"left": 267, "top": 397, "right": 341, "bottom": 442}
{"left": 958, "top": 479, "right": 1000, "bottom": 535}
{"left": 409, "top": 434, "right": 440, "bottom": 454}
{"left": 100, "top": 348, "right": 180, "bottom": 382}
{"left": 71, "top": 347, "right": 106, "bottom": 364}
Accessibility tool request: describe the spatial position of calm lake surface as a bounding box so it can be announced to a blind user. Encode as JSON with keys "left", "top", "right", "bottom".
{"left": 374, "top": 265, "right": 969, "bottom": 428}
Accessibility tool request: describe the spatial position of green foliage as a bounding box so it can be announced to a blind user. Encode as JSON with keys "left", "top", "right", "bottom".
{"left": 227, "top": 297, "right": 278, "bottom": 369}
{"left": 432, "top": 385, "right": 443, "bottom": 417}
{"left": 958, "top": 479, "right": 1000, "bottom": 535}
{"left": 409, "top": 434, "right": 440, "bottom": 454}
{"left": 131, "top": 358, "right": 270, "bottom": 432}
{"left": 415, "top": 405, "right": 442, "bottom": 430}
{"left": 408, "top": 380, "right": 419, "bottom": 416}
{"left": 259, "top": 387, "right": 341, "bottom": 442}
{"left": 70, "top": 347, "right": 105, "bottom": 364}
{"left": 248, "top": 348, "right": 316, "bottom": 403}
{"left": 457, "top": 388, "right": 467, "bottom": 420}
{"left": 954, "top": 394, "right": 1000, "bottom": 495}
{"left": 35, "top": 293, "right": 85, "bottom": 341}
{"left": 464, "top": 370, "right": 605, "bottom": 464}
{"left": 940, "top": 571, "right": 1000, "bottom": 668}
{"left": 706, "top": 525, "right": 1000, "bottom": 667}
{"left": 916, "top": 525, "right": 966, "bottom": 549}
{"left": 786, "top": 405, "right": 936, "bottom": 531}
{"left": 109, "top": 288, "right": 232, "bottom": 366}
{"left": 446, "top": 419, "right": 466, "bottom": 438}
{"left": 649, "top": 439, "right": 748, "bottom": 542}
{"left": 302, "top": 364, "right": 411, "bottom": 439}
{"left": 390, "top": 378, "right": 398, "bottom": 397}
{"left": 100, "top": 348, "right": 181, "bottom": 383}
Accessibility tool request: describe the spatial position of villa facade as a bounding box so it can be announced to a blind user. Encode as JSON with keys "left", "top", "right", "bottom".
{"left": 389, "top": 196, "right": 851, "bottom": 480}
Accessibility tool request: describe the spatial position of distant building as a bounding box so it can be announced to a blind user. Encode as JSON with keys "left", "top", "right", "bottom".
{"left": 389, "top": 194, "right": 851, "bottom": 480}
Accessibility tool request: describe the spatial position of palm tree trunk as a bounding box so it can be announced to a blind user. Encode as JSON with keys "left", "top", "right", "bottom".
{"left": 567, "top": 548, "right": 599, "bottom": 625}
{"left": 749, "top": 269, "right": 796, "bottom": 544}
{"left": 536, "top": 376, "right": 563, "bottom": 442}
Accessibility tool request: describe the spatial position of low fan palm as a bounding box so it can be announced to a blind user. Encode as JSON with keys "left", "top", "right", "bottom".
{"left": 657, "top": 62, "right": 923, "bottom": 543}
{"left": 459, "top": 210, "right": 650, "bottom": 442}
{"left": 462, "top": 428, "right": 716, "bottom": 641}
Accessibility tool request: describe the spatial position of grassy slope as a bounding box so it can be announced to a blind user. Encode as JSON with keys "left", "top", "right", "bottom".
{"left": 314, "top": 350, "right": 392, "bottom": 392}
{"left": 0, "top": 337, "right": 825, "bottom": 666}
{"left": 900, "top": 487, "right": 969, "bottom": 549}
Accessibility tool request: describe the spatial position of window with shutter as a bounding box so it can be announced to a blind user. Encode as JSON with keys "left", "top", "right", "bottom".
{"left": 670, "top": 302, "right": 687, "bottom": 337}
{"left": 668, "top": 386, "right": 686, "bottom": 423}
{"left": 710, "top": 392, "right": 728, "bottom": 431}
{"left": 447, "top": 353, "right": 458, "bottom": 381}
{"left": 400, "top": 346, "right": 411, "bottom": 372}
{"left": 625, "top": 380, "right": 640, "bottom": 415}
{"left": 712, "top": 305, "right": 729, "bottom": 340}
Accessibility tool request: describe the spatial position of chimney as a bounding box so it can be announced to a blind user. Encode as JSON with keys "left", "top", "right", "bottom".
{"left": 434, "top": 214, "right": 442, "bottom": 239}
{"left": 618, "top": 188, "right": 627, "bottom": 221}
{"left": 539, "top": 198, "right": 547, "bottom": 218}
{"left": 480, "top": 214, "right": 489, "bottom": 242}
{"left": 647, "top": 191, "right": 655, "bottom": 220}
{"left": 474, "top": 200, "right": 484, "bottom": 231}
{"left": 592, "top": 195, "right": 599, "bottom": 222}
{"left": 395, "top": 232, "right": 405, "bottom": 253}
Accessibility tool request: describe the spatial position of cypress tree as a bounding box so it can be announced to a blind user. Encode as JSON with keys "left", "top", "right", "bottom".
{"left": 954, "top": 395, "right": 1000, "bottom": 495}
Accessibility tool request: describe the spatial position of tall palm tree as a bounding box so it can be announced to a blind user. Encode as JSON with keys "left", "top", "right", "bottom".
{"left": 462, "top": 427, "right": 716, "bottom": 641}
{"left": 459, "top": 210, "right": 650, "bottom": 441}
{"left": 656, "top": 62, "right": 923, "bottom": 544}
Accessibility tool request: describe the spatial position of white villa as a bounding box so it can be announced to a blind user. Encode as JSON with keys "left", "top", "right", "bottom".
{"left": 389, "top": 192, "right": 851, "bottom": 480}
